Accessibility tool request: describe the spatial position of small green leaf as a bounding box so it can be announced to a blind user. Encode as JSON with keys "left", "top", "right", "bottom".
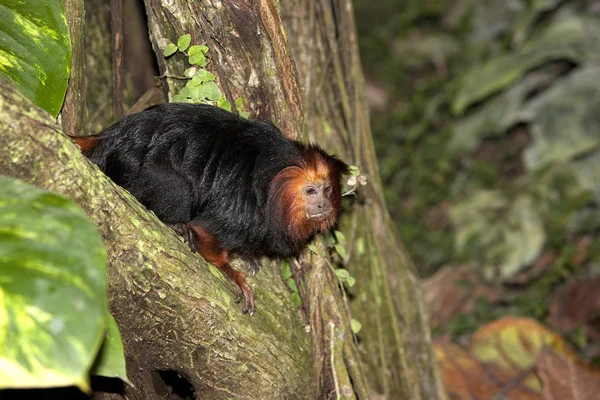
{"left": 335, "top": 244, "right": 347, "bottom": 260}
{"left": 356, "top": 237, "right": 365, "bottom": 255}
{"left": 235, "top": 97, "right": 244, "bottom": 109}
{"left": 334, "top": 230, "right": 346, "bottom": 245}
{"left": 163, "top": 43, "right": 178, "bottom": 57}
{"left": 307, "top": 244, "right": 319, "bottom": 254}
{"left": 287, "top": 278, "right": 299, "bottom": 293}
{"left": 195, "top": 69, "right": 216, "bottom": 82}
{"left": 324, "top": 232, "right": 336, "bottom": 247}
{"left": 350, "top": 318, "right": 362, "bottom": 334}
{"left": 291, "top": 292, "right": 302, "bottom": 307}
{"left": 217, "top": 95, "right": 232, "bottom": 111}
{"left": 198, "top": 81, "right": 222, "bottom": 101}
{"left": 346, "top": 276, "right": 356, "bottom": 287}
{"left": 189, "top": 45, "right": 209, "bottom": 55}
{"left": 177, "top": 34, "right": 191, "bottom": 52}
{"left": 188, "top": 45, "right": 208, "bottom": 66}
{"left": 335, "top": 268, "right": 350, "bottom": 280}
{"left": 348, "top": 166, "right": 360, "bottom": 176}
{"left": 239, "top": 110, "right": 250, "bottom": 119}
{"left": 172, "top": 94, "right": 186, "bottom": 103}
{"left": 280, "top": 260, "right": 292, "bottom": 280}
{"left": 179, "top": 86, "right": 191, "bottom": 98}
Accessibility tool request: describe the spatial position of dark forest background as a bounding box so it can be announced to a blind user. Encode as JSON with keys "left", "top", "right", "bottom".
{"left": 353, "top": 0, "right": 600, "bottom": 396}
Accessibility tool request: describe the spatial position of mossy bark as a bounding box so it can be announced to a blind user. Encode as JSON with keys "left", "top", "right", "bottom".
{"left": 282, "top": 1, "right": 448, "bottom": 399}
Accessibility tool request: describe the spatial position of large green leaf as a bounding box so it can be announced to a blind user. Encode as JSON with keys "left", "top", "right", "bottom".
{"left": 452, "top": 15, "right": 600, "bottom": 115}
{"left": 524, "top": 67, "right": 600, "bottom": 171}
{"left": 0, "top": 177, "right": 107, "bottom": 390}
{"left": 0, "top": 0, "right": 71, "bottom": 117}
{"left": 451, "top": 190, "right": 546, "bottom": 281}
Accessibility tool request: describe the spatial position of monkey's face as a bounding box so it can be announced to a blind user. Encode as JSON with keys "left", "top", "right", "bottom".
{"left": 302, "top": 181, "right": 333, "bottom": 220}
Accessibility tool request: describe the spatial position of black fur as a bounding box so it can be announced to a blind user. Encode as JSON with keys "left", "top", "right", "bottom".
{"left": 83, "top": 103, "right": 339, "bottom": 258}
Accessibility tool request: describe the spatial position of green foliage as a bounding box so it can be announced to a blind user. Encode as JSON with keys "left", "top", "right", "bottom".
{"left": 350, "top": 318, "right": 362, "bottom": 334}
{"left": 0, "top": 0, "right": 71, "bottom": 117}
{"left": 163, "top": 34, "right": 249, "bottom": 118}
{"left": 0, "top": 177, "right": 127, "bottom": 391}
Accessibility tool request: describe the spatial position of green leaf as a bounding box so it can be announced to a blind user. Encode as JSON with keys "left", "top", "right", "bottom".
{"left": 335, "top": 244, "right": 347, "bottom": 260}
{"left": 307, "top": 244, "right": 319, "bottom": 255}
{"left": 172, "top": 94, "right": 186, "bottom": 103}
{"left": 350, "top": 318, "right": 362, "bottom": 334}
{"left": 235, "top": 97, "right": 250, "bottom": 118}
{"left": 199, "top": 81, "right": 222, "bottom": 101}
{"left": 334, "top": 268, "right": 350, "bottom": 280}
{"left": 348, "top": 166, "right": 360, "bottom": 176}
{"left": 346, "top": 276, "right": 356, "bottom": 287}
{"left": 217, "top": 95, "right": 232, "bottom": 112}
{"left": 163, "top": 43, "right": 178, "bottom": 57}
{"left": 90, "top": 313, "right": 128, "bottom": 382}
{"left": 188, "top": 45, "right": 208, "bottom": 66}
{"left": 324, "top": 232, "right": 336, "bottom": 247}
{"left": 334, "top": 230, "right": 346, "bottom": 245}
{"left": 451, "top": 191, "right": 545, "bottom": 281}
{"left": 0, "top": 0, "right": 71, "bottom": 117}
{"left": 177, "top": 34, "right": 191, "bottom": 52}
{"left": 286, "top": 278, "right": 298, "bottom": 293}
{"left": 452, "top": 16, "right": 600, "bottom": 115}
{"left": 280, "top": 260, "right": 292, "bottom": 280}
{"left": 290, "top": 292, "right": 302, "bottom": 307}
{"left": 194, "top": 69, "right": 216, "bottom": 83}
{"left": 0, "top": 177, "right": 108, "bottom": 390}
{"left": 356, "top": 237, "right": 365, "bottom": 255}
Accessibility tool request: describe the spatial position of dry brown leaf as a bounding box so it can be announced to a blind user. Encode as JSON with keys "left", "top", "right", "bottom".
{"left": 549, "top": 276, "right": 600, "bottom": 340}
{"left": 537, "top": 349, "right": 600, "bottom": 400}
{"left": 435, "top": 341, "right": 541, "bottom": 400}
{"left": 423, "top": 266, "right": 503, "bottom": 328}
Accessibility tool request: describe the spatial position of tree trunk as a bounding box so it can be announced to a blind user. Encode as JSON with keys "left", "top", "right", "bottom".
{"left": 282, "top": 1, "right": 447, "bottom": 398}
{"left": 1, "top": 0, "right": 445, "bottom": 398}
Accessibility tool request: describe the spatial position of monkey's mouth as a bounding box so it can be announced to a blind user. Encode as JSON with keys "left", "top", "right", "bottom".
{"left": 307, "top": 209, "right": 331, "bottom": 219}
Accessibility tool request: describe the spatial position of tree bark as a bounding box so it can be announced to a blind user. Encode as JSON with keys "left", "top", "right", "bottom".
{"left": 282, "top": 1, "right": 447, "bottom": 398}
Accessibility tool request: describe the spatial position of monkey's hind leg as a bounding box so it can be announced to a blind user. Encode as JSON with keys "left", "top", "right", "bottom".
{"left": 179, "top": 221, "right": 255, "bottom": 316}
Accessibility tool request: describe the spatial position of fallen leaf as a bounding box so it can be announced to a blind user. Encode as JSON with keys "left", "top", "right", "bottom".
{"left": 549, "top": 276, "right": 600, "bottom": 340}
{"left": 536, "top": 349, "right": 600, "bottom": 400}
{"left": 471, "top": 317, "right": 578, "bottom": 391}
{"left": 435, "top": 341, "right": 541, "bottom": 400}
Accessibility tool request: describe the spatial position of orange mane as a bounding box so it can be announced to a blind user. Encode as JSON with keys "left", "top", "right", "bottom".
{"left": 268, "top": 148, "right": 343, "bottom": 244}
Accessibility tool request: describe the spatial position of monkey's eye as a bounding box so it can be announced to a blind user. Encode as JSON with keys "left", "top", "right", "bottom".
{"left": 305, "top": 187, "right": 317, "bottom": 195}
{"left": 324, "top": 184, "right": 331, "bottom": 192}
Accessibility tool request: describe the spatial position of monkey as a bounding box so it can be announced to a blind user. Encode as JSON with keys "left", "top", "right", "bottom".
{"left": 72, "top": 103, "right": 348, "bottom": 315}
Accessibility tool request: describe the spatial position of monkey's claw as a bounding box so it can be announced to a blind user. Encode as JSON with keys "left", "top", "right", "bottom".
{"left": 245, "top": 258, "right": 261, "bottom": 276}
{"left": 238, "top": 282, "right": 255, "bottom": 316}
